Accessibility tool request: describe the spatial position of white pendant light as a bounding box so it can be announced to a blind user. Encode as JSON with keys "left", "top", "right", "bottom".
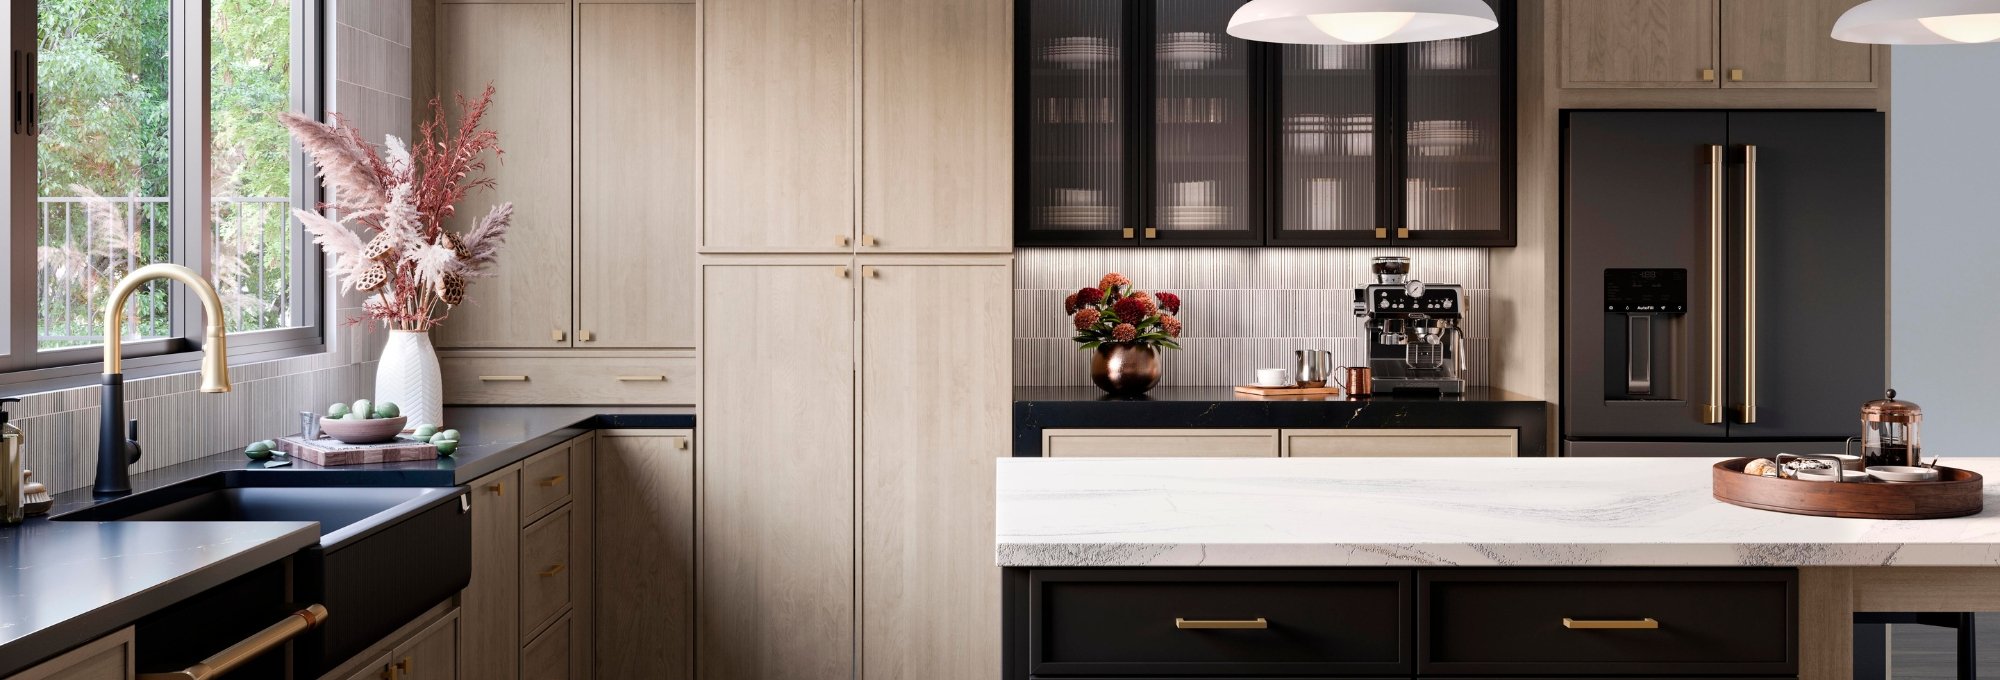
{"left": 1228, "top": 0, "right": 1498, "bottom": 45}
{"left": 1834, "top": 0, "right": 2000, "bottom": 44}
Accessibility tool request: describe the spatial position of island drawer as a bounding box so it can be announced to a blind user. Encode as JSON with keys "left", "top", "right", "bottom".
{"left": 1417, "top": 569, "right": 1797, "bottom": 676}
{"left": 1026, "top": 569, "right": 1411, "bottom": 677}
{"left": 519, "top": 506, "right": 574, "bottom": 639}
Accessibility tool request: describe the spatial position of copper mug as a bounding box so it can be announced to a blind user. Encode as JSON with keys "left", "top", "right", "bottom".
{"left": 1336, "top": 366, "right": 1372, "bottom": 397}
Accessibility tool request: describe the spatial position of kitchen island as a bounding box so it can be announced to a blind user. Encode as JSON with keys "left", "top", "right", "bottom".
{"left": 998, "top": 457, "right": 2000, "bottom": 679}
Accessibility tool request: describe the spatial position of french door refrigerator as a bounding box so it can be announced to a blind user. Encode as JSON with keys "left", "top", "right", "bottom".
{"left": 1563, "top": 111, "right": 1885, "bottom": 457}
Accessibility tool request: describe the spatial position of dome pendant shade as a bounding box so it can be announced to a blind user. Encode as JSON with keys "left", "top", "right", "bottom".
{"left": 1228, "top": 0, "right": 1499, "bottom": 44}
{"left": 1834, "top": 0, "right": 2000, "bottom": 43}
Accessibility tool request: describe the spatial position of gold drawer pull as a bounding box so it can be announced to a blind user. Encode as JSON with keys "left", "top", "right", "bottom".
{"left": 479, "top": 375, "right": 529, "bottom": 382}
{"left": 1175, "top": 617, "right": 1267, "bottom": 630}
{"left": 489, "top": 482, "right": 505, "bottom": 496}
{"left": 675, "top": 437, "right": 689, "bottom": 450}
{"left": 616, "top": 375, "right": 667, "bottom": 382}
{"left": 1562, "top": 617, "right": 1659, "bottom": 629}
{"left": 539, "top": 474, "right": 566, "bottom": 487}
{"left": 539, "top": 563, "right": 567, "bottom": 578}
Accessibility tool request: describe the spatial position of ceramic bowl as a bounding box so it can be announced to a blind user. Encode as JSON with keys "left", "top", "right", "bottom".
{"left": 319, "top": 416, "right": 408, "bottom": 445}
{"left": 1866, "top": 466, "right": 1939, "bottom": 483}
{"left": 1796, "top": 468, "right": 1870, "bottom": 483}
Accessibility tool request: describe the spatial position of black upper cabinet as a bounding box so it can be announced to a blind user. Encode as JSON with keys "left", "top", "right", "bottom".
{"left": 1017, "top": 0, "right": 1515, "bottom": 248}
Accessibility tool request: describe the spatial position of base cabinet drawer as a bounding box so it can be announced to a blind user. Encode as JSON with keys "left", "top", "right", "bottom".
{"left": 1042, "top": 429, "right": 1280, "bottom": 458}
{"left": 1418, "top": 569, "right": 1798, "bottom": 676}
{"left": 1281, "top": 429, "right": 1518, "bottom": 457}
{"left": 522, "top": 614, "right": 571, "bottom": 680}
{"left": 520, "top": 506, "right": 574, "bottom": 638}
{"left": 441, "top": 357, "right": 696, "bottom": 405}
{"left": 1027, "top": 569, "right": 1411, "bottom": 677}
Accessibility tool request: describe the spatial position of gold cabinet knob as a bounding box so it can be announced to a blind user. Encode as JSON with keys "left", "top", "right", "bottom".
{"left": 861, "top": 234, "right": 880, "bottom": 247}
{"left": 862, "top": 266, "right": 879, "bottom": 279}
{"left": 551, "top": 329, "right": 566, "bottom": 342}
{"left": 837, "top": 266, "right": 851, "bottom": 278}
{"left": 578, "top": 329, "right": 595, "bottom": 342}
{"left": 1122, "top": 227, "right": 1135, "bottom": 239}
{"left": 674, "top": 437, "right": 689, "bottom": 450}
{"left": 1701, "top": 67, "right": 1716, "bottom": 82}
{"left": 1728, "top": 68, "right": 1744, "bottom": 82}
{"left": 837, "top": 234, "right": 851, "bottom": 247}
{"left": 1374, "top": 227, "right": 1389, "bottom": 239}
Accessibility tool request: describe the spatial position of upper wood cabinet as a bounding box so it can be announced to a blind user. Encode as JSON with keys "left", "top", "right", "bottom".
{"left": 432, "top": 3, "right": 575, "bottom": 348}
{"left": 704, "top": 0, "right": 857, "bottom": 251}
{"left": 1560, "top": 0, "right": 1877, "bottom": 89}
{"left": 861, "top": 0, "right": 1013, "bottom": 252}
{"left": 578, "top": 3, "right": 698, "bottom": 347}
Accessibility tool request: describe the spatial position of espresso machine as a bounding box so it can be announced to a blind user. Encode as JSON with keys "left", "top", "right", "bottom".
{"left": 1352, "top": 256, "right": 1467, "bottom": 394}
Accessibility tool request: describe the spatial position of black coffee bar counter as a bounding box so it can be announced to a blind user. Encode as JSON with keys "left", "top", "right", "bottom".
{"left": 1013, "top": 386, "right": 1550, "bottom": 457}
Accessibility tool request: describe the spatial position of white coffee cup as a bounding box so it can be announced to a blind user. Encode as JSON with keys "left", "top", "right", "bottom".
{"left": 1255, "top": 368, "right": 1292, "bottom": 387}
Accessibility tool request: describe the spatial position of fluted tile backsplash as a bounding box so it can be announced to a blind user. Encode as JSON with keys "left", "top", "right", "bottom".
{"left": 1014, "top": 247, "right": 1490, "bottom": 387}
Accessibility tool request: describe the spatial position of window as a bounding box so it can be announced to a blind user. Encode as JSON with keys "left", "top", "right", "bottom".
{"left": 5, "top": 0, "right": 321, "bottom": 383}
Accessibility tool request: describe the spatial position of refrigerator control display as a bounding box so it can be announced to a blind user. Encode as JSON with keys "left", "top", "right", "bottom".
{"left": 1604, "top": 269, "right": 1687, "bottom": 313}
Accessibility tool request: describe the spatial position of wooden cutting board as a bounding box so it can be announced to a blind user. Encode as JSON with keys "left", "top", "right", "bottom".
{"left": 278, "top": 435, "right": 439, "bottom": 467}
{"left": 1234, "top": 384, "right": 1344, "bottom": 397}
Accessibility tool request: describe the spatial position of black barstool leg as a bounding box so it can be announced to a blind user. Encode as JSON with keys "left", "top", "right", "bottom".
{"left": 1855, "top": 621, "right": 1889, "bottom": 680}
{"left": 1957, "top": 612, "right": 1975, "bottom": 680}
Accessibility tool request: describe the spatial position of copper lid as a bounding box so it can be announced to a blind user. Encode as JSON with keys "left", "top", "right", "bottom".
{"left": 1861, "top": 389, "right": 1922, "bottom": 423}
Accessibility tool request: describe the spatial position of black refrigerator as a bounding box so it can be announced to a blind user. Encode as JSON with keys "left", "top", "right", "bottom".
{"left": 1562, "top": 111, "right": 1885, "bottom": 457}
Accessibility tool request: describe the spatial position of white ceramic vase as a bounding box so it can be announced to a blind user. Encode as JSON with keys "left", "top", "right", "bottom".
{"left": 375, "top": 330, "right": 443, "bottom": 429}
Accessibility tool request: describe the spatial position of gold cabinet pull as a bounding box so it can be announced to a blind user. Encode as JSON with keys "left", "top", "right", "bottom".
{"left": 552, "top": 329, "right": 566, "bottom": 342}
{"left": 1143, "top": 227, "right": 1158, "bottom": 239}
{"left": 1563, "top": 617, "right": 1659, "bottom": 629}
{"left": 861, "top": 234, "right": 879, "bottom": 247}
{"left": 395, "top": 657, "right": 412, "bottom": 674}
{"left": 578, "top": 329, "right": 595, "bottom": 342}
{"left": 539, "top": 563, "right": 567, "bottom": 577}
{"left": 674, "top": 437, "right": 689, "bottom": 450}
{"left": 616, "top": 375, "right": 666, "bottom": 382}
{"left": 489, "top": 482, "right": 505, "bottom": 496}
{"left": 1728, "top": 68, "right": 1744, "bottom": 82}
{"left": 136, "top": 605, "right": 328, "bottom": 680}
{"left": 1703, "top": 144, "right": 1726, "bottom": 425}
{"left": 1174, "top": 617, "right": 1268, "bottom": 630}
{"left": 539, "top": 474, "right": 566, "bottom": 487}
{"left": 1122, "top": 227, "right": 1135, "bottom": 239}
{"left": 479, "top": 375, "right": 529, "bottom": 382}
{"left": 862, "top": 266, "right": 879, "bottom": 279}
{"left": 1701, "top": 67, "right": 1716, "bottom": 82}
{"left": 1373, "top": 227, "right": 1388, "bottom": 239}
{"left": 838, "top": 266, "right": 851, "bottom": 278}
{"left": 1741, "top": 144, "right": 1760, "bottom": 425}
{"left": 1397, "top": 227, "right": 1411, "bottom": 239}
{"left": 837, "top": 234, "right": 851, "bottom": 247}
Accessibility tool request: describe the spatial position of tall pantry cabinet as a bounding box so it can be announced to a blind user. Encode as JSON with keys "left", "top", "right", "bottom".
{"left": 701, "top": 0, "right": 1011, "bottom": 678}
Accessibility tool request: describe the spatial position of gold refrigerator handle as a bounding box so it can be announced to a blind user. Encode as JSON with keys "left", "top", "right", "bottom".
{"left": 1562, "top": 617, "right": 1660, "bottom": 630}
{"left": 1175, "top": 617, "right": 1269, "bottom": 630}
{"left": 1740, "top": 144, "right": 1759, "bottom": 425}
{"left": 137, "top": 605, "right": 328, "bottom": 680}
{"left": 1703, "top": 144, "right": 1726, "bottom": 425}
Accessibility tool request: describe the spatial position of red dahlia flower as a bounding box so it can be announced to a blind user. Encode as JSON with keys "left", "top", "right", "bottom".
{"left": 1073, "top": 308, "right": 1101, "bottom": 330}
{"left": 1111, "top": 323, "right": 1138, "bottom": 342}
{"left": 1160, "top": 314, "right": 1182, "bottom": 338}
{"left": 1075, "top": 287, "right": 1105, "bottom": 306}
{"left": 1156, "top": 292, "right": 1182, "bottom": 314}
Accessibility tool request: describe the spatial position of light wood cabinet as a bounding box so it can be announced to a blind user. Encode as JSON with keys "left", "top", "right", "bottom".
{"left": 1280, "top": 429, "right": 1518, "bottom": 457}
{"left": 578, "top": 3, "right": 699, "bottom": 346}
{"left": 700, "top": 263, "right": 856, "bottom": 679}
{"left": 704, "top": 0, "right": 856, "bottom": 251}
{"left": 439, "top": 355, "right": 698, "bottom": 405}
{"left": 860, "top": 0, "right": 1011, "bottom": 252}
{"left": 1719, "top": 0, "right": 1875, "bottom": 88}
{"left": 859, "top": 263, "right": 1008, "bottom": 679}
{"left": 1560, "top": 0, "right": 1879, "bottom": 90}
{"left": 461, "top": 464, "right": 521, "bottom": 680}
{"left": 1042, "top": 429, "right": 1282, "bottom": 458}
{"left": 5, "top": 628, "right": 133, "bottom": 680}
{"left": 457, "top": 434, "right": 593, "bottom": 680}
{"left": 432, "top": 3, "right": 575, "bottom": 348}
{"left": 592, "top": 430, "right": 694, "bottom": 680}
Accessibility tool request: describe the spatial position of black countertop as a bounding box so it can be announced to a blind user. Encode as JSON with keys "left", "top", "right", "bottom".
{"left": 1014, "top": 386, "right": 1549, "bottom": 456}
{"left": 1, "top": 405, "right": 693, "bottom": 675}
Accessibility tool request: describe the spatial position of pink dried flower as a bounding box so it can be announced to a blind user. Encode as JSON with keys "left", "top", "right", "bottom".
{"left": 1157, "top": 292, "right": 1182, "bottom": 314}
{"left": 1076, "top": 287, "right": 1105, "bottom": 306}
{"left": 1111, "top": 323, "right": 1138, "bottom": 342}
{"left": 1073, "top": 308, "right": 1101, "bottom": 330}
{"left": 1160, "top": 314, "right": 1182, "bottom": 338}
{"left": 1099, "top": 272, "right": 1131, "bottom": 293}
{"left": 1064, "top": 293, "right": 1079, "bottom": 315}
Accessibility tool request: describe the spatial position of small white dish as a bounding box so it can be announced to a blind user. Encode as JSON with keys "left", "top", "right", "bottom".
{"left": 1796, "top": 469, "right": 1870, "bottom": 483}
{"left": 1255, "top": 368, "right": 1291, "bottom": 387}
{"left": 1866, "top": 466, "right": 1939, "bottom": 483}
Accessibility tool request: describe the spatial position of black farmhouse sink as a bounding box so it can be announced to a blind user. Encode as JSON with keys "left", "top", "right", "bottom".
{"left": 56, "top": 475, "right": 471, "bottom": 677}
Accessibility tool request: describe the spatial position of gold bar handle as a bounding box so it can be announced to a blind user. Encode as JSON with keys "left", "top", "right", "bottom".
{"left": 539, "top": 474, "right": 566, "bottom": 487}
{"left": 479, "top": 375, "right": 529, "bottom": 382}
{"left": 1175, "top": 617, "right": 1268, "bottom": 630}
{"left": 1563, "top": 617, "right": 1659, "bottom": 630}
{"left": 539, "top": 563, "right": 567, "bottom": 578}
{"left": 1741, "top": 144, "right": 1759, "bottom": 425}
{"left": 1703, "top": 144, "right": 1726, "bottom": 425}
{"left": 137, "top": 604, "right": 328, "bottom": 680}
{"left": 616, "top": 375, "right": 667, "bottom": 382}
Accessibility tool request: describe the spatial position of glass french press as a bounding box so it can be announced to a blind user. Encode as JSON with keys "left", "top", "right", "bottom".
{"left": 1860, "top": 389, "right": 1923, "bottom": 468}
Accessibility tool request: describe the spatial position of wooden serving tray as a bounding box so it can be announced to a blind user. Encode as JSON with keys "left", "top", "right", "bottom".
{"left": 1234, "top": 384, "right": 1343, "bottom": 397}
{"left": 278, "top": 435, "right": 439, "bottom": 467}
{"left": 1712, "top": 457, "right": 1984, "bottom": 520}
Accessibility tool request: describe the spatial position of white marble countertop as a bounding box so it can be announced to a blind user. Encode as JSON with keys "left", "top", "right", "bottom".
{"left": 996, "top": 457, "right": 2000, "bottom": 567}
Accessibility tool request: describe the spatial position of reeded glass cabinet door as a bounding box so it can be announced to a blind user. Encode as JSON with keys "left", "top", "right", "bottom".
{"left": 1271, "top": 43, "right": 1381, "bottom": 244}
{"left": 1145, "top": 0, "right": 1261, "bottom": 245}
{"left": 1401, "top": 0, "right": 1513, "bottom": 245}
{"left": 1020, "top": 0, "right": 1130, "bottom": 244}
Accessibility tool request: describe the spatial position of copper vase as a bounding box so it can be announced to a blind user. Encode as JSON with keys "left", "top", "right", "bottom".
{"left": 1090, "top": 342, "right": 1162, "bottom": 396}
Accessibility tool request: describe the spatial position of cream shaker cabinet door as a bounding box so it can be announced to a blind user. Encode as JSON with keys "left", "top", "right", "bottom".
{"left": 460, "top": 466, "right": 521, "bottom": 680}
{"left": 593, "top": 431, "right": 694, "bottom": 680}
{"left": 578, "top": 4, "right": 698, "bottom": 347}
{"left": 704, "top": 0, "right": 856, "bottom": 250}
{"left": 700, "top": 264, "right": 855, "bottom": 679}
{"left": 1561, "top": 0, "right": 1719, "bottom": 88}
{"left": 861, "top": 0, "right": 1011, "bottom": 252}
{"left": 433, "top": 3, "right": 574, "bottom": 348}
{"left": 860, "top": 264, "right": 1008, "bottom": 679}
{"left": 1719, "top": 0, "right": 1876, "bottom": 88}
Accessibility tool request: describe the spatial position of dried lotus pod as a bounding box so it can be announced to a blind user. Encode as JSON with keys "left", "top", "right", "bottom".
{"left": 439, "top": 272, "right": 467, "bottom": 305}
{"left": 356, "top": 262, "right": 389, "bottom": 291}
{"left": 441, "top": 231, "right": 470, "bottom": 261}
{"left": 362, "top": 232, "right": 396, "bottom": 260}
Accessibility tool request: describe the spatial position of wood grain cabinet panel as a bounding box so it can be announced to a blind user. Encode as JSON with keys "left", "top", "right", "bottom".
{"left": 1042, "top": 429, "right": 1281, "bottom": 458}
{"left": 461, "top": 465, "right": 522, "bottom": 680}
{"left": 432, "top": 3, "right": 574, "bottom": 348}
{"left": 520, "top": 442, "right": 574, "bottom": 524}
{"left": 704, "top": 0, "right": 856, "bottom": 250}
{"left": 860, "top": 264, "right": 1008, "bottom": 679}
{"left": 6, "top": 627, "right": 133, "bottom": 680}
{"left": 700, "top": 264, "right": 855, "bottom": 679}
{"left": 521, "top": 614, "right": 570, "bottom": 680}
{"left": 861, "top": 0, "right": 1011, "bottom": 252}
{"left": 439, "top": 356, "right": 698, "bottom": 405}
{"left": 1561, "top": 0, "right": 1718, "bottom": 88}
{"left": 593, "top": 431, "right": 694, "bottom": 680}
{"left": 391, "top": 609, "right": 459, "bottom": 680}
{"left": 1720, "top": 0, "right": 1876, "bottom": 88}
{"left": 1281, "top": 429, "right": 1518, "bottom": 457}
{"left": 519, "top": 506, "right": 574, "bottom": 640}
{"left": 579, "top": 3, "right": 699, "bottom": 346}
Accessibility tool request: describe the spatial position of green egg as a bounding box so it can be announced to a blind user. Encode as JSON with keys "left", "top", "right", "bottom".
{"left": 343, "top": 412, "right": 363, "bottom": 420}
{"left": 258, "top": 439, "right": 277, "bottom": 449}
{"left": 352, "top": 399, "right": 373, "bottom": 419}
{"left": 413, "top": 424, "right": 439, "bottom": 438}
{"left": 327, "top": 403, "right": 351, "bottom": 418}
{"left": 376, "top": 402, "right": 400, "bottom": 418}
{"left": 434, "top": 440, "right": 458, "bottom": 456}
{"left": 435, "top": 429, "right": 460, "bottom": 442}
{"left": 245, "top": 442, "right": 273, "bottom": 460}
